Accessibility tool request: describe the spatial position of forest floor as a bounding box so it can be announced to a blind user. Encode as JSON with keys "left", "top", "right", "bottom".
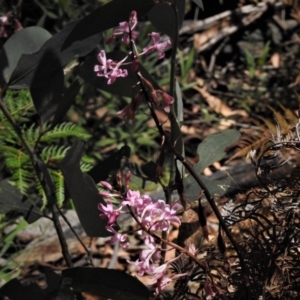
{"left": 1, "top": 0, "right": 300, "bottom": 299}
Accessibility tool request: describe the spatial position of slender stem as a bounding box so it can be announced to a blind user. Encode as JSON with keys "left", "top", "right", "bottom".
{"left": 0, "top": 93, "right": 73, "bottom": 267}
{"left": 52, "top": 204, "right": 73, "bottom": 267}
{"left": 169, "top": 0, "right": 179, "bottom": 100}
{"left": 127, "top": 11, "right": 249, "bottom": 297}
{"left": 127, "top": 205, "right": 208, "bottom": 270}
{"left": 58, "top": 204, "right": 94, "bottom": 266}
{"left": 135, "top": 72, "right": 250, "bottom": 297}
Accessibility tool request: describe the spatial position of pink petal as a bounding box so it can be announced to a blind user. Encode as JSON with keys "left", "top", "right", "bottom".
{"left": 149, "top": 32, "right": 161, "bottom": 45}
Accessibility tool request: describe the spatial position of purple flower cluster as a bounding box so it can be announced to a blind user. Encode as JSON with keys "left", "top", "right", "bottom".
{"left": 93, "top": 10, "right": 174, "bottom": 120}
{"left": 106, "top": 11, "right": 138, "bottom": 45}
{"left": 94, "top": 50, "right": 128, "bottom": 85}
{"left": 98, "top": 186, "right": 181, "bottom": 247}
{"left": 98, "top": 180, "right": 183, "bottom": 293}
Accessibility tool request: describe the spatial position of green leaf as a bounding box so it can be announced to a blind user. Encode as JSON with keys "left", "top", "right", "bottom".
{"left": 183, "top": 129, "right": 240, "bottom": 199}
{"left": 62, "top": 267, "right": 149, "bottom": 300}
{"left": 147, "top": 0, "right": 186, "bottom": 40}
{"left": 0, "top": 27, "right": 52, "bottom": 86}
{"left": 194, "top": 129, "right": 240, "bottom": 173}
{"left": 0, "top": 180, "right": 41, "bottom": 223}
{"left": 30, "top": 66, "right": 64, "bottom": 122}
{"left": 51, "top": 79, "right": 82, "bottom": 128}
{"left": 59, "top": 142, "right": 110, "bottom": 237}
{"left": 175, "top": 80, "right": 183, "bottom": 123}
{"left": 8, "top": 21, "right": 101, "bottom": 89}
{"left": 87, "top": 145, "right": 130, "bottom": 184}
{"left": 61, "top": 0, "right": 155, "bottom": 50}
{"left": 184, "top": 174, "right": 232, "bottom": 200}
{"left": 0, "top": 278, "right": 48, "bottom": 300}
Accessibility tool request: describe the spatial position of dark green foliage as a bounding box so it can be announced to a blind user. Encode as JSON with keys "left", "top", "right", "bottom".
{"left": 59, "top": 142, "right": 109, "bottom": 237}
{"left": 0, "top": 90, "right": 92, "bottom": 209}
{"left": 184, "top": 129, "right": 241, "bottom": 200}
{"left": 147, "top": 0, "right": 186, "bottom": 40}
{"left": 62, "top": 267, "right": 149, "bottom": 300}
{"left": 61, "top": 0, "right": 155, "bottom": 50}
{"left": 0, "top": 27, "right": 52, "bottom": 87}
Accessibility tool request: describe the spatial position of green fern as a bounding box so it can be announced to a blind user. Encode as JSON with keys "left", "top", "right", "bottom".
{"left": 41, "top": 145, "right": 70, "bottom": 162}
{"left": 22, "top": 123, "right": 40, "bottom": 146}
{"left": 0, "top": 125, "right": 19, "bottom": 145}
{"left": 41, "top": 122, "right": 91, "bottom": 142}
{"left": 0, "top": 90, "right": 93, "bottom": 209}
{"left": 0, "top": 90, "right": 34, "bottom": 124}
{"left": 36, "top": 180, "right": 48, "bottom": 211}
{"left": 51, "top": 170, "right": 65, "bottom": 208}
{"left": 80, "top": 162, "right": 93, "bottom": 172}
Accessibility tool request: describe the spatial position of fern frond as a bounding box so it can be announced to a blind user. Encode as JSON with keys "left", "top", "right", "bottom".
{"left": 230, "top": 108, "right": 298, "bottom": 161}
{"left": 11, "top": 167, "right": 33, "bottom": 195}
{"left": 80, "top": 162, "right": 93, "bottom": 172}
{"left": 36, "top": 181, "right": 47, "bottom": 210}
{"left": 278, "top": 103, "right": 298, "bottom": 125}
{"left": 0, "top": 125, "right": 20, "bottom": 145}
{"left": 22, "top": 123, "right": 40, "bottom": 145}
{"left": 0, "top": 90, "right": 34, "bottom": 124}
{"left": 51, "top": 170, "right": 65, "bottom": 207}
{"left": 229, "top": 128, "right": 271, "bottom": 161}
{"left": 41, "top": 122, "right": 91, "bottom": 142}
{"left": 41, "top": 145, "right": 70, "bottom": 162}
{"left": 0, "top": 146, "right": 29, "bottom": 169}
{"left": 81, "top": 155, "right": 94, "bottom": 165}
{"left": 255, "top": 116, "right": 277, "bottom": 133}
{"left": 267, "top": 105, "right": 290, "bottom": 134}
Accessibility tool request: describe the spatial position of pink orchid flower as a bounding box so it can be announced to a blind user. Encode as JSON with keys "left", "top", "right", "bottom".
{"left": 143, "top": 32, "right": 171, "bottom": 59}
{"left": 107, "top": 11, "right": 138, "bottom": 44}
{"left": 94, "top": 50, "right": 128, "bottom": 84}
{"left": 98, "top": 201, "right": 121, "bottom": 225}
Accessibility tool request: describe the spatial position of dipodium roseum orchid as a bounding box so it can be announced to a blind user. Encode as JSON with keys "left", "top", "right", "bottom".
{"left": 98, "top": 201, "right": 121, "bottom": 225}
{"left": 142, "top": 32, "right": 172, "bottom": 59}
{"left": 106, "top": 225, "right": 129, "bottom": 249}
{"left": 116, "top": 91, "right": 143, "bottom": 121}
{"left": 98, "top": 175, "right": 183, "bottom": 294}
{"left": 94, "top": 50, "right": 128, "bottom": 84}
{"left": 106, "top": 10, "right": 138, "bottom": 44}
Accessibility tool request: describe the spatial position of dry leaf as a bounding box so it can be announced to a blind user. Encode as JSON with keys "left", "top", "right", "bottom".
{"left": 270, "top": 52, "right": 281, "bottom": 68}
{"left": 194, "top": 81, "right": 248, "bottom": 117}
{"left": 193, "top": 20, "right": 230, "bottom": 51}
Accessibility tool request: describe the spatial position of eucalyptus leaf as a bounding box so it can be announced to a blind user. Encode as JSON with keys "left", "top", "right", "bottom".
{"left": 194, "top": 129, "right": 240, "bottom": 173}
{"left": 51, "top": 79, "right": 82, "bottom": 128}
{"left": 0, "top": 278, "right": 47, "bottom": 300}
{"left": 184, "top": 129, "right": 240, "bottom": 199}
{"left": 184, "top": 174, "right": 232, "bottom": 200}
{"left": 87, "top": 145, "right": 130, "bottom": 184}
{"left": 30, "top": 64, "right": 64, "bottom": 122}
{"left": 8, "top": 20, "right": 102, "bottom": 89}
{"left": 175, "top": 80, "right": 183, "bottom": 123}
{"left": 59, "top": 142, "right": 109, "bottom": 237}
{"left": 0, "top": 27, "right": 52, "bottom": 87}
{"left": 62, "top": 267, "right": 149, "bottom": 300}
{"left": 147, "top": 0, "right": 186, "bottom": 41}
{"left": 62, "top": 0, "right": 155, "bottom": 50}
{"left": 0, "top": 180, "right": 41, "bottom": 223}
